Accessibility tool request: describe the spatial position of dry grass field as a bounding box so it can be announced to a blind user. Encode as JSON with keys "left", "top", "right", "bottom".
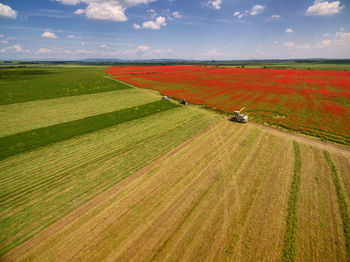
{"left": 1, "top": 67, "right": 350, "bottom": 261}
{"left": 3, "top": 116, "right": 349, "bottom": 261}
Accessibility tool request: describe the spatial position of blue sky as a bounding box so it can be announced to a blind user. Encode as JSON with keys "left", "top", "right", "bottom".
{"left": 0, "top": 0, "right": 349, "bottom": 60}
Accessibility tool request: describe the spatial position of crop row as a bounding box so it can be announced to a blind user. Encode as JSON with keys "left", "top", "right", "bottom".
{"left": 0, "top": 88, "right": 159, "bottom": 137}
{"left": 324, "top": 151, "right": 350, "bottom": 261}
{"left": 0, "top": 106, "right": 215, "bottom": 256}
{"left": 0, "top": 100, "right": 178, "bottom": 160}
{"left": 282, "top": 141, "right": 302, "bottom": 262}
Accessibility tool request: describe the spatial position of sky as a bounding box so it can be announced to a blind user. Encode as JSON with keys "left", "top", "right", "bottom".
{"left": 0, "top": 0, "right": 349, "bottom": 60}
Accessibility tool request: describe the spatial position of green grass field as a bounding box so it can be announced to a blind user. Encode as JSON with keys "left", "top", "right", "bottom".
{"left": 0, "top": 88, "right": 160, "bottom": 137}
{"left": 0, "top": 67, "right": 130, "bottom": 105}
{"left": 0, "top": 100, "right": 179, "bottom": 160}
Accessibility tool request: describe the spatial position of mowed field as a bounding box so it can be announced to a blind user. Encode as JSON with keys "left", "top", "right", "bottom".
{"left": 106, "top": 65, "right": 350, "bottom": 145}
{"left": 1, "top": 66, "right": 350, "bottom": 261}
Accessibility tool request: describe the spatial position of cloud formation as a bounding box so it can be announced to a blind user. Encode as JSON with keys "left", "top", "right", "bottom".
{"left": 305, "top": 0, "right": 344, "bottom": 16}
{"left": 57, "top": 0, "right": 156, "bottom": 22}
{"left": 134, "top": 16, "right": 166, "bottom": 30}
{"left": 0, "top": 3, "right": 18, "bottom": 19}
{"left": 234, "top": 5, "right": 265, "bottom": 19}
{"left": 285, "top": 28, "right": 293, "bottom": 33}
{"left": 205, "top": 0, "right": 222, "bottom": 10}
{"left": 41, "top": 31, "right": 58, "bottom": 39}
{"left": 86, "top": 2, "right": 127, "bottom": 21}
{"left": 172, "top": 11, "right": 182, "bottom": 18}
{"left": 1, "top": 44, "right": 23, "bottom": 53}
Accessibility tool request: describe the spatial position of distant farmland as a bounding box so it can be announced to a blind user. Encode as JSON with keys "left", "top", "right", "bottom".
{"left": 106, "top": 65, "right": 350, "bottom": 145}
{"left": 1, "top": 66, "right": 350, "bottom": 261}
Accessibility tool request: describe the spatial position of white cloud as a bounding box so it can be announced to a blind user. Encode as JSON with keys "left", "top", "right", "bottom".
{"left": 56, "top": 0, "right": 81, "bottom": 5}
{"left": 316, "top": 39, "right": 332, "bottom": 48}
{"left": 0, "top": 34, "right": 4, "bottom": 38}
{"left": 172, "top": 11, "right": 182, "bottom": 18}
{"left": 0, "top": 3, "right": 18, "bottom": 19}
{"left": 81, "top": 42, "right": 86, "bottom": 46}
{"left": 271, "top": 14, "right": 280, "bottom": 18}
{"left": 74, "top": 9, "right": 85, "bottom": 15}
{"left": 234, "top": 5, "right": 265, "bottom": 19}
{"left": 41, "top": 31, "right": 58, "bottom": 39}
{"left": 205, "top": 0, "right": 222, "bottom": 10}
{"left": 285, "top": 28, "right": 293, "bottom": 33}
{"left": 284, "top": 42, "right": 311, "bottom": 49}
{"left": 67, "top": 35, "right": 75, "bottom": 38}
{"left": 86, "top": 2, "right": 127, "bottom": 21}
{"left": 274, "top": 41, "right": 279, "bottom": 44}
{"left": 249, "top": 5, "right": 265, "bottom": 15}
{"left": 322, "top": 33, "right": 330, "bottom": 37}
{"left": 334, "top": 31, "right": 350, "bottom": 48}
{"left": 58, "top": 0, "right": 156, "bottom": 22}
{"left": 133, "top": 23, "right": 141, "bottom": 29}
{"left": 233, "top": 11, "right": 240, "bottom": 17}
{"left": 136, "top": 45, "right": 150, "bottom": 53}
{"left": 142, "top": 16, "right": 166, "bottom": 30}
{"left": 305, "top": 0, "right": 344, "bottom": 16}
{"left": 1, "top": 44, "right": 24, "bottom": 53}
{"left": 0, "top": 40, "right": 8, "bottom": 44}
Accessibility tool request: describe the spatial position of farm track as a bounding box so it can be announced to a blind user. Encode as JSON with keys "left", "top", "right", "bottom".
{"left": 4, "top": 115, "right": 349, "bottom": 262}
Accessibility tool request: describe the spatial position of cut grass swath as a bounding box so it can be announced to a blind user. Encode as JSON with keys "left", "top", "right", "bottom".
{"left": 324, "top": 151, "right": 350, "bottom": 261}
{"left": 0, "top": 107, "right": 215, "bottom": 256}
{"left": 282, "top": 141, "right": 301, "bottom": 262}
{"left": 0, "top": 100, "right": 179, "bottom": 160}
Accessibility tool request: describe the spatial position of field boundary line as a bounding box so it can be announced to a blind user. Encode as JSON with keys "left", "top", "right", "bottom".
{"left": 324, "top": 151, "right": 350, "bottom": 261}
{"left": 282, "top": 141, "right": 302, "bottom": 262}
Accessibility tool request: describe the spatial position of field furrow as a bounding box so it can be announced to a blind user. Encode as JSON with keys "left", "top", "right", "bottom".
{"left": 296, "top": 145, "right": 347, "bottom": 261}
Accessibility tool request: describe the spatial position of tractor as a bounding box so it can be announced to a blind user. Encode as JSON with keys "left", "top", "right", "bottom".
{"left": 231, "top": 107, "right": 248, "bottom": 123}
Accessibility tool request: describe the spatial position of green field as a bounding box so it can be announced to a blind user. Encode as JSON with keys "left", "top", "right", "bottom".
{"left": 0, "top": 67, "right": 130, "bottom": 105}
{"left": 0, "top": 88, "right": 160, "bottom": 137}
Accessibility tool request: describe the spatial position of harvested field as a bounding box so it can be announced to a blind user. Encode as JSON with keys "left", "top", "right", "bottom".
{"left": 0, "top": 89, "right": 159, "bottom": 137}
{"left": 1, "top": 66, "right": 350, "bottom": 261}
{"left": 0, "top": 106, "right": 215, "bottom": 256}
{"left": 3, "top": 118, "right": 349, "bottom": 261}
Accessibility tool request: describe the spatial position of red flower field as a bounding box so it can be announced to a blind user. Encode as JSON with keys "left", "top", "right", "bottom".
{"left": 105, "top": 66, "right": 350, "bottom": 145}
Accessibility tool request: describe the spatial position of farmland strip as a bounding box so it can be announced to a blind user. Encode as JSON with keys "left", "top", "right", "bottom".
{"left": 0, "top": 99, "right": 179, "bottom": 160}
{"left": 324, "top": 151, "right": 350, "bottom": 261}
{"left": 282, "top": 141, "right": 302, "bottom": 262}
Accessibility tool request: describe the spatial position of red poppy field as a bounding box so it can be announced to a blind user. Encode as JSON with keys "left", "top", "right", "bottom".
{"left": 106, "top": 66, "right": 350, "bottom": 145}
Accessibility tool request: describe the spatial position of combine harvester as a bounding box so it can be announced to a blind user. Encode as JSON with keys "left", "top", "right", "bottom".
{"left": 231, "top": 107, "right": 248, "bottom": 123}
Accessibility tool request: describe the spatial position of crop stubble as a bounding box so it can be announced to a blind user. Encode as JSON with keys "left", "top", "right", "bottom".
{"left": 0, "top": 107, "right": 214, "bottom": 256}
{"left": 5, "top": 121, "right": 337, "bottom": 262}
